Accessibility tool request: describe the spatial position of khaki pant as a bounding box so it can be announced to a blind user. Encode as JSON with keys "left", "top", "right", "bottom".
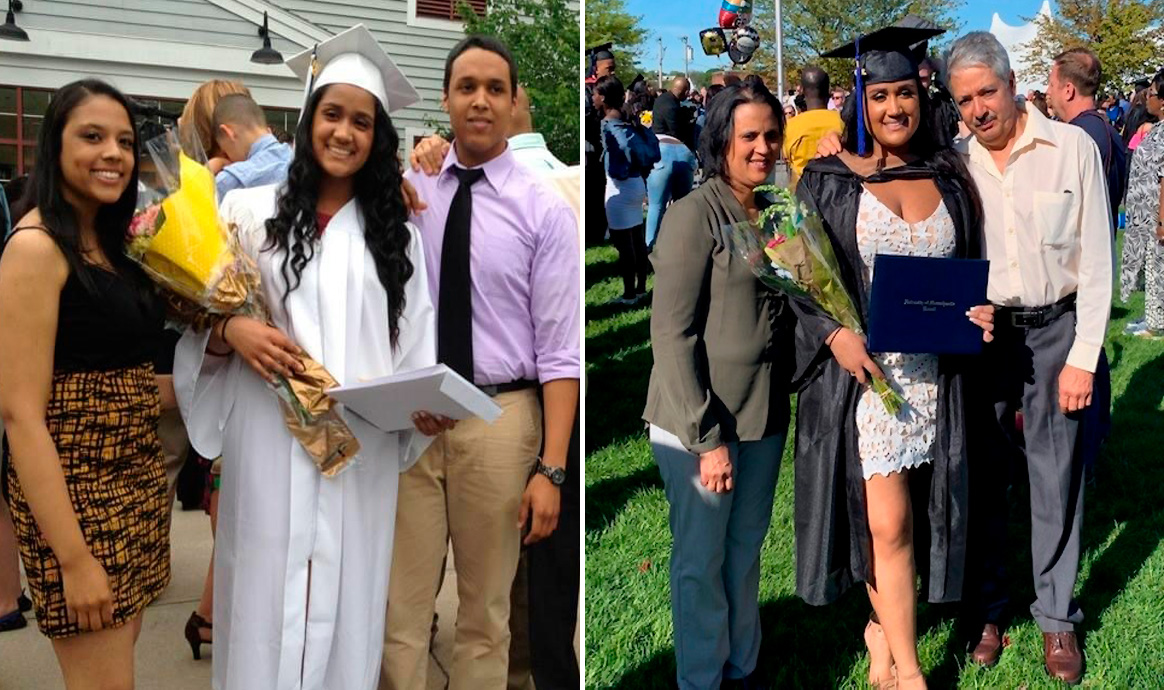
{"left": 381, "top": 389, "right": 542, "bottom": 690}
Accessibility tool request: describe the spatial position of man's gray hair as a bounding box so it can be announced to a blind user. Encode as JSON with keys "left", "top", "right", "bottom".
{"left": 946, "top": 31, "right": 1012, "bottom": 84}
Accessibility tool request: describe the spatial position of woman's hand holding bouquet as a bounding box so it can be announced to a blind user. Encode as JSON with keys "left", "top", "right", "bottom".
{"left": 126, "top": 130, "right": 360, "bottom": 475}
{"left": 215, "top": 316, "right": 304, "bottom": 382}
{"left": 728, "top": 184, "right": 905, "bottom": 413}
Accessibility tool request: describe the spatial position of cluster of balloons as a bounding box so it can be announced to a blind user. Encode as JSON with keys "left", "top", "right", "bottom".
{"left": 700, "top": 0, "right": 760, "bottom": 65}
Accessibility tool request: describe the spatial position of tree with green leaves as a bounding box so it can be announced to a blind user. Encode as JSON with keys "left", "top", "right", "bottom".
{"left": 584, "top": 0, "right": 649, "bottom": 85}
{"left": 1019, "top": 0, "right": 1164, "bottom": 94}
{"left": 457, "top": 0, "right": 580, "bottom": 164}
{"left": 745, "top": 0, "right": 965, "bottom": 92}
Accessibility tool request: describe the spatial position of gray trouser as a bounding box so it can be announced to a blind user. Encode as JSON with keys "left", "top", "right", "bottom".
{"left": 652, "top": 425, "right": 785, "bottom": 690}
{"left": 973, "top": 308, "right": 1087, "bottom": 632}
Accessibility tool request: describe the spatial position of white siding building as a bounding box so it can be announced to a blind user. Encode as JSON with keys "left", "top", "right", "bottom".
{"left": 0, "top": 0, "right": 497, "bottom": 182}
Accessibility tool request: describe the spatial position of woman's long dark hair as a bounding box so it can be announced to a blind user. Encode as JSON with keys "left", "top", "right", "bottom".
{"left": 595, "top": 75, "right": 626, "bottom": 113}
{"left": 1122, "top": 89, "right": 1155, "bottom": 147}
{"left": 11, "top": 79, "right": 144, "bottom": 297}
{"left": 263, "top": 84, "right": 412, "bottom": 347}
{"left": 840, "top": 75, "right": 983, "bottom": 227}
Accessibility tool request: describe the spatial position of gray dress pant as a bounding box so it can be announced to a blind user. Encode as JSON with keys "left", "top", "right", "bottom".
{"left": 652, "top": 425, "right": 785, "bottom": 690}
{"left": 971, "top": 308, "right": 1087, "bottom": 633}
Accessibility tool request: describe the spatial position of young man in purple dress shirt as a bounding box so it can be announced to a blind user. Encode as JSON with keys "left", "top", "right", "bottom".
{"left": 379, "top": 36, "right": 581, "bottom": 690}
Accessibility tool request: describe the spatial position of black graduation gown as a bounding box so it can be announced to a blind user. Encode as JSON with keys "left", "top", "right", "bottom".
{"left": 790, "top": 154, "right": 982, "bottom": 606}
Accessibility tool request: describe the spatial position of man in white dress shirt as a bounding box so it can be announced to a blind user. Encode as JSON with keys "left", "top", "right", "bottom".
{"left": 946, "top": 32, "right": 1113, "bottom": 685}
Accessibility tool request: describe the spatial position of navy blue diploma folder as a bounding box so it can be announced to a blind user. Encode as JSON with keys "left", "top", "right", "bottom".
{"left": 866, "top": 254, "right": 990, "bottom": 355}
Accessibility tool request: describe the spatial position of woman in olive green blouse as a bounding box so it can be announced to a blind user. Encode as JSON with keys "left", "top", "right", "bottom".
{"left": 643, "top": 82, "right": 793, "bottom": 690}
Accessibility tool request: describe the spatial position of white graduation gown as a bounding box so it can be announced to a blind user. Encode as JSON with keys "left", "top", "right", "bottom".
{"left": 173, "top": 184, "right": 436, "bottom": 690}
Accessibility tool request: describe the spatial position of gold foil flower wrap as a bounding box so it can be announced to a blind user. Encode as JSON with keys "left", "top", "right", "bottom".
{"left": 274, "top": 354, "right": 361, "bottom": 476}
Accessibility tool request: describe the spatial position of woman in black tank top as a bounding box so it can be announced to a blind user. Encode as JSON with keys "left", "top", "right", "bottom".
{"left": 0, "top": 79, "right": 169, "bottom": 688}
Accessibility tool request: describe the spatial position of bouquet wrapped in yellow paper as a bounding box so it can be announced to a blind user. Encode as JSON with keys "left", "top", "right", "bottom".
{"left": 146, "top": 154, "right": 230, "bottom": 299}
{"left": 127, "top": 129, "right": 360, "bottom": 475}
{"left": 129, "top": 132, "right": 249, "bottom": 314}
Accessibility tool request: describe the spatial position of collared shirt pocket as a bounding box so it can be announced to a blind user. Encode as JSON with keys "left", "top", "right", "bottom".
{"left": 480, "top": 230, "right": 533, "bottom": 303}
{"left": 1033, "top": 190, "right": 1078, "bottom": 249}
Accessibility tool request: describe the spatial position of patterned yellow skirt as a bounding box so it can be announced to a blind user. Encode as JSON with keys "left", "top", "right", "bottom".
{"left": 5, "top": 364, "right": 171, "bottom": 638}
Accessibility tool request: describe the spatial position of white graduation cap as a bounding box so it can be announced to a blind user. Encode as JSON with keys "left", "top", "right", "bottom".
{"left": 286, "top": 24, "right": 420, "bottom": 114}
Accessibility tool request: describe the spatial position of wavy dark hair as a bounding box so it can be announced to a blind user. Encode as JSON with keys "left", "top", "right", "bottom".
{"left": 8, "top": 79, "right": 146, "bottom": 298}
{"left": 698, "top": 82, "right": 785, "bottom": 180}
{"left": 263, "top": 84, "right": 412, "bottom": 347}
{"left": 840, "top": 75, "right": 983, "bottom": 224}
{"left": 1123, "top": 87, "right": 1157, "bottom": 147}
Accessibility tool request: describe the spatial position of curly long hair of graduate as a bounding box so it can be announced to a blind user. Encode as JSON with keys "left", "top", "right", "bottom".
{"left": 263, "top": 85, "right": 412, "bottom": 348}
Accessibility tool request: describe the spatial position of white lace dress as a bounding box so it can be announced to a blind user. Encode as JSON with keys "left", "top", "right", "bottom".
{"left": 855, "top": 187, "right": 957, "bottom": 480}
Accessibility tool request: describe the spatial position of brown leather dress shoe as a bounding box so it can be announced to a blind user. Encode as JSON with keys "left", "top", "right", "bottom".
{"left": 1044, "top": 631, "right": 1084, "bottom": 685}
{"left": 970, "top": 623, "right": 1003, "bottom": 666}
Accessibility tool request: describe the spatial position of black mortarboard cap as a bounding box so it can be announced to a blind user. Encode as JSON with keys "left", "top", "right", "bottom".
{"left": 822, "top": 16, "right": 944, "bottom": 85}
{"left": 822, "top": 15, "right": 946, "bottom": 154}
{"left": 586, "top": 42, "right": 615, "bottom": 62}
{"left": 586, "top": 42, "right": 615, "bottom": 78}
{"left": 586, "top": 41, "right": 614, "bottom": 78}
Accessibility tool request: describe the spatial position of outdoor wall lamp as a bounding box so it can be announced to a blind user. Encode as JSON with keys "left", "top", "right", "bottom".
{"left": 250, "top": 11, "right": 283, "bottom": 64}
{"left": 0, "top": 0, "right": 29, "bottom": 42}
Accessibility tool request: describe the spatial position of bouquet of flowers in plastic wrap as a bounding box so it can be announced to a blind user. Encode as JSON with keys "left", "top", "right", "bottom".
{"left": 127, "top": 130, "right": 360, "bottom": 475}
{"left": 727, "top": 184, "right": 905, "bottom": 413}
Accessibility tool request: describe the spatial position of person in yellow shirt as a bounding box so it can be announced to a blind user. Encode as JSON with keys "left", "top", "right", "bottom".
{"left": 782, "top": 66, "right": 844, "bottom": 185}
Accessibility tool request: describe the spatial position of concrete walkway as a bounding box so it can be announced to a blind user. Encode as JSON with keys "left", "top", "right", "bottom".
{"left": 0, "top": 504, "right": 459, "bottom": 689}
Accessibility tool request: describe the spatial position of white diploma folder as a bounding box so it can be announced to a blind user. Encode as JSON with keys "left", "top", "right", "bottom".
{"left": 328, "top": 364, "right": 504, "bottom": 433}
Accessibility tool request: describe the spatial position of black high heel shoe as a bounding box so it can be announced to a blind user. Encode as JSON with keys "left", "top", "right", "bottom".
{"left": 184, "top": 611, "right": 212, "bottom": 660}
{"left": 17, "top": 592, "right": 32, "bottom": 612}
{"left": 0, "top": 608, "right": 27, "bottom": 632}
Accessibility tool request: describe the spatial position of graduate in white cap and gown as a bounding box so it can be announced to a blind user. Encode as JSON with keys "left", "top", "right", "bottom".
{"left": 173, "top": 24, "right": 450, "bottom": 690}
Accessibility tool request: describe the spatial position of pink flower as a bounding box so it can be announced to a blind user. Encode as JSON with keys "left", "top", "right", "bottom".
{"left": 128, "top": 205, "right": 162, "bottom": 239}
{"left": 767, "top": 235, "right": 787, "bottom": 247}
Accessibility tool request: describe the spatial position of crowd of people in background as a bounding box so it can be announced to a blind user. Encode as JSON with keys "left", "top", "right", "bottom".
{"left": 586, "top": 39, "right": 1162, "bottom": 343}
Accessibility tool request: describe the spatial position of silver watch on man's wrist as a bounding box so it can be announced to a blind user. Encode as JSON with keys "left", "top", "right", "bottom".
{"left": 535, "top": 458, "right": 566, "bottom": 486}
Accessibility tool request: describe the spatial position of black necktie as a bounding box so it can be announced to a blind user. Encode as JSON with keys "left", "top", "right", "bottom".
{"left": 438, "top": 166, "right": 485, "bottom": 382}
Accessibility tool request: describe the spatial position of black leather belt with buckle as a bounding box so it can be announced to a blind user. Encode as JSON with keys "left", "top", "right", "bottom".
{"left": 996, "top": 293, "right": 1077, "bottom": 329}
{"left": 478, "top": 379, "right": 538, "bottom": 397}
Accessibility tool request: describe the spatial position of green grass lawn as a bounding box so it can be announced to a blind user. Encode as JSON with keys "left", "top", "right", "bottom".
{"left": 584, "top": 242, "right": 1164, "bottom": 689}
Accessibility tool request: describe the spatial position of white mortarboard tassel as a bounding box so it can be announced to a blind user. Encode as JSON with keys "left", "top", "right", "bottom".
{"left": 286, "top": 24, "right": 420, "bottom": 115}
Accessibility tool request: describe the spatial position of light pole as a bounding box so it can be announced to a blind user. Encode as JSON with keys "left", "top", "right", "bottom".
{"left": 775, "top": 0, "right": 785, "bottom": 94}
{"left": 658, "top": 37, "right": 666, "bottom": 88}
{"left": 681, "top": 35, "right": 691, "bottom": 81}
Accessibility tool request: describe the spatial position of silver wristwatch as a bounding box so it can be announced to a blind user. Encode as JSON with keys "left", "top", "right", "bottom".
{"left": 535, "top": 458, "right": 566, "bottom": 486}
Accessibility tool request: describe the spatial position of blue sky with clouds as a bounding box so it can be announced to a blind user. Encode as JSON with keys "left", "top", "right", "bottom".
{"left": 624, "top": 0, "right": 1051, "bottom": 74}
